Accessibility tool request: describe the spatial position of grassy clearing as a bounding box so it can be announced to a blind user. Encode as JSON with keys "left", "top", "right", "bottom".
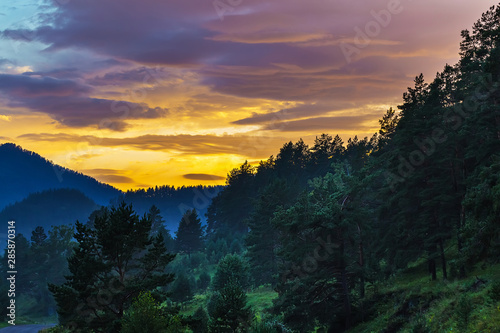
{"left": 178, "top": 284, "right": 278, "bottom": 318}
{"left": 349, "top": 259, "right": 500, "bottom": 333}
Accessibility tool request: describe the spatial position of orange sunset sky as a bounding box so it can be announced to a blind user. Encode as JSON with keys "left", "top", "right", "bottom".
{"left": 0, "top": 0, "right": 497, "bottom": 190}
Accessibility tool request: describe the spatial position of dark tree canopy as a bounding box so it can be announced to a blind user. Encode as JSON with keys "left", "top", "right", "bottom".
{"left": 175, "top": 209, "right": 204, "bottom": 256}
{"left": 49, "top": 202, "right": 176, "bottom": 332}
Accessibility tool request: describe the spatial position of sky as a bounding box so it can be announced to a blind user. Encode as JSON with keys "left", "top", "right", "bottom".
{"left": 0, "top": 0, "right": 497, "bottom": 190}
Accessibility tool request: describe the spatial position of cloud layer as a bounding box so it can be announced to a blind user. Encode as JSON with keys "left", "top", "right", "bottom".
{"left": 0, "top": 0, "right": 497, "bottom": 188}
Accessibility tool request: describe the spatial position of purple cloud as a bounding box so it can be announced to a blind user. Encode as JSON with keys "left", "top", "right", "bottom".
{"left": 0, "top": 74, "right": 169, "bottom": 130}
{"left": 0, "top": 73, "right": 90, "bottom": 97}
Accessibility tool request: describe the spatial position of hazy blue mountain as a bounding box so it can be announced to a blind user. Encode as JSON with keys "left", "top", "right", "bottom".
{"left": 0, "top": 143, "right": 121, "bottom": 209}
{"left": 0, "top": 188, "right": 99, "bottom": 238}
{"left": 0, "top": 143, "right": 224, "bottom": 235}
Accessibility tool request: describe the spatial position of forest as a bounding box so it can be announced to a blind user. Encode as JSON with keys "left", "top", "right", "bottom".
{"left": 1, "top": 4, "right": 500, "bottom": 333}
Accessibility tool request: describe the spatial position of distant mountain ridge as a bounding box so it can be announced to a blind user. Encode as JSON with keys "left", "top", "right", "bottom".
{"left": 0, "top": 143, "right": 226, "bottom": 238}
{"left": 0, "top": 188, "right": 99, "bottom": 237}
{"left": 0, "top": 143, "right": 122, "bottom": 210}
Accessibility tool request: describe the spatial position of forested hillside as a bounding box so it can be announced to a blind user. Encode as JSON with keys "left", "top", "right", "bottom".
{"left": 122, "top": 185, "right": 223, "bottom": 232}
{"left": 3, "top": 4, "right": 500, "bottom": 333}
{"left": 0, "top": 143, "right": 121, "bottom": 208}
{"left": 0, "top": 188, "right": 99, "bottom": 237}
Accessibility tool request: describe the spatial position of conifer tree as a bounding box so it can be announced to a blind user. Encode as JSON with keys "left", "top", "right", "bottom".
{"left": 175, "top": 209, "right": 204, "bottom": 256}
{"left": 49, "top": 202, "right": 175, "bottom": 332}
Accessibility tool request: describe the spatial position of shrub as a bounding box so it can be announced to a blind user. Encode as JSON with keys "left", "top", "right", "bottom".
{"left": 121, "top": 291, "right": 169, "bottom": 333}
{"left": 489, "top": 280, "right": 500, "bottom": 301}
{"left": 212, "top": 254, "right": 250, "bottom": 291}
{"left": 454, "top": 294, "right": 473, "bottom": 331}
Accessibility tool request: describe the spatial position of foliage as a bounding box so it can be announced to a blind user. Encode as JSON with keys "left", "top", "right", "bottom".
{"left": 455, "top": 294, "right": 473, "bottom": 331}
{"left": 121, "top": 291, "right": 169, "bottom": 333}
{"left": 212, "top": 254, "right": 250, "bottom": 291}
{"left": 187, "top": 306, "right": 209, "bottom": 333}
{"left": 175, "top": 209, "right": 204, "bottom": 256}
{"left": 207, "top": 279, "right": 251, "bottom": 332}
{"left": 48, "top": 202, "right": 176, "bottom": 332}
{"left": 170, "top": 273, "right": 193, "bottom": 303}
{"left": 197, "top": 272, "right": 211, "bottom": 292}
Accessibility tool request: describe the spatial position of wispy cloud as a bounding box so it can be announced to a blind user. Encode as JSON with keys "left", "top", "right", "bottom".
{"left": 17, "top": 133, "right": 287, "bottom": 158}
{"left": 183, "top": 173, "right": 225, "bottom": 181}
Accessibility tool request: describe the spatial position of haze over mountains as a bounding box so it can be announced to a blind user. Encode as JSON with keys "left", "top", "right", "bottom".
{"left": 0, "top": 143, "right": 121, "bottom": 208}
{"left": 0, "top": 143, "right": 222, "bottom": 237}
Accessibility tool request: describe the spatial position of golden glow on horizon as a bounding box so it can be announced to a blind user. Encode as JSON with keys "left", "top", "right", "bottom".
{"left": 1, "top": 0, "right": 494, "bottom": 191}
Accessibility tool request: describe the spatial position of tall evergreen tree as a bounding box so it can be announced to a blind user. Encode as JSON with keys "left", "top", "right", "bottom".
{"left": 245, "top": 179, "right": 293, "bottom": 286}
{"left": 49, "top": 202, "right": 175, "bottom": 332}
{"left": 175, "top": 209, "right": 204, "bottom": 256}
{"left": 272, "top": 162, "right": 371, "bottom": 331}
{"left": 31, "top": 226, "right": 47, "bottom": 246}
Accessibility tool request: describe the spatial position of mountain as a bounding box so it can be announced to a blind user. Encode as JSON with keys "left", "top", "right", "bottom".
{"left": 0, "top": 188, "right": 99, "bottom": 238}
{"left": 0, "top": 143, "right": 225, "bottom": 235}
{"left": 0, "top": 143, "right": 122, "bottom": 209}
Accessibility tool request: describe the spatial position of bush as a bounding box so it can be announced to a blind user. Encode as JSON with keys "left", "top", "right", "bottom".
{"left": 250, "top": 317, "right": 293, "bottom": 333}
{"left": 410, "top": 314, "right": 431, "bottom": 333}
{"left": 212, "top": 254, "right": 250, "bottom": 291}
{"left": 454, "top": 294, "right": 473, "bottom": 331}
{"left": 489, "top": 280, "right": 500, "bottom": 301}
{"left": 121, "top": 291, "right": 169, "bottom": 333}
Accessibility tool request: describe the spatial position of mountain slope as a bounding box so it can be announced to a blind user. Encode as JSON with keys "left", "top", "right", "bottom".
{"left": 0, "top": 143, "right": 121, "bottom": 209}
{"left": 0, "top": 188, "right": 99, "bottom": 237}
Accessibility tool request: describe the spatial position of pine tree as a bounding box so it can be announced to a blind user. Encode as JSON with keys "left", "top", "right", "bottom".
{"left": 207, "top": 279, "right": 251, "bottom": 332}
{"left": 48, "top": 202, "right": 176, "bottom": 332}
{"left": 175, "top": 209, "right": 204, "bottom": 256}
{"left": 272, "top": 162, "right": 372, "bottom": 331}
{"left": 245, "top": 179, "right": 293, "bottom": 286}
{"left": 31, "top": 226, "right": 47, "bottom": 246}
{"left": 212, "top": 254, "right": 250, "bottom": 291}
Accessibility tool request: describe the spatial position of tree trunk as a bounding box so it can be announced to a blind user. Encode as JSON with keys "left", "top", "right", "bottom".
{"left": 340, "top": 238, "right": 352, "bottom": 330}
{"left": 357, "top": 223, "right": 365, "bottom": 299}
{"left": 458, "top": 203, "right": 466, "bottom": 278}
{"left": 428, "top": 252, "right": 437, "bottom": 281}
{"left": 438, "top": 238, "right": 447, "bottom": 280}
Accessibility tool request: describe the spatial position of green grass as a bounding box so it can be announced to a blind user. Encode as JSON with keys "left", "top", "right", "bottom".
{"left": 246, "top": 285, "right": 278, "bottom": 313}
{"left": 177, "top": 284, "right": 278, "bottom": 318}
{"left": 348, "top": 258, "right": 500, "bottom": 333}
